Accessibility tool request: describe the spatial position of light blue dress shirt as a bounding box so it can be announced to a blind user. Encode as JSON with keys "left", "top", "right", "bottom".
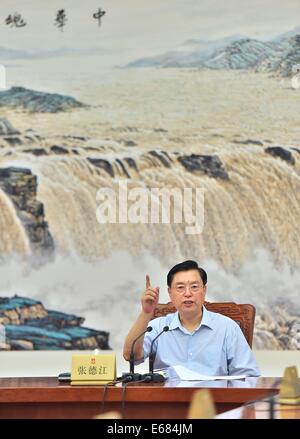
{"left": 143, "top": 306, "right": 260, "bottom": 376}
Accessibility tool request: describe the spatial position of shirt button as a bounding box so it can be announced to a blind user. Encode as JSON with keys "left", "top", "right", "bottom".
{"left": 189, "top": 352, "right": 193, "bottom": 356}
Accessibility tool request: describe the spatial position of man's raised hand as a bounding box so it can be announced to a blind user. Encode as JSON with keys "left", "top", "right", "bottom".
{"left": 141, "top": 275, "right": 160, "bottom": 315}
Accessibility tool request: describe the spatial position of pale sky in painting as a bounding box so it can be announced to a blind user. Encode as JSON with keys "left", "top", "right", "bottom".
{"left": 0, "top": 0, "right": 300, "bottom": 61}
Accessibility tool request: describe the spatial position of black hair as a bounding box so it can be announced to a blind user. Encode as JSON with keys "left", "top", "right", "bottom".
{"left": 167, "top": 260, "right": 207, "bottom": 287}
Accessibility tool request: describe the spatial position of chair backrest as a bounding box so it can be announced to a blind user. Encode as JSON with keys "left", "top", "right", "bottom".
{"left": 153, "top": 301, "right": 256, "bottom": 347}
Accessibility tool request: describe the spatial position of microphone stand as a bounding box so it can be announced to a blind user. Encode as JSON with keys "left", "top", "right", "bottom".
{"left": 122, "top": 326, "right": 153, "bottom": 382}
{"left": 142, "top": 326, "right": 169, "bottom": 383}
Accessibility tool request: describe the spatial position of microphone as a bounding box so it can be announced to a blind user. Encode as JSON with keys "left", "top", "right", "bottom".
{"left": 122, "top": 326, "right": 153, "bottom": 382}
{"left": 143, "top": 325, "right": 169, "bottom": 383}
{"left": 130, "top": 326, "right": 153, "bottom": 373}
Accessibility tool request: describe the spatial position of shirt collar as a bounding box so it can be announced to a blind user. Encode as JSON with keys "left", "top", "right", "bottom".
{"left": 201, "top": 305, "right": 214, "bottom": 329}
{"left": 169, "top": 305, "right": 214, "bottom": 331}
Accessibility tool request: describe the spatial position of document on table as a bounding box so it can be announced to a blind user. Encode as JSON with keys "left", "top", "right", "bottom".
{"left": 167, "top": 365, "right": 246, "bottom": 381}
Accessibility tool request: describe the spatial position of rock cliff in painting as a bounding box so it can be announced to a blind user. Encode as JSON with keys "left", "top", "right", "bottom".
{"left": 0, "top": 295, "right": 110, "bottom": 350}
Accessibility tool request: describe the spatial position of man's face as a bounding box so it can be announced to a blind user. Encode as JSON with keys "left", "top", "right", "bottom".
{"left": 168, "top": 269, "right": 206, "bottom": 316}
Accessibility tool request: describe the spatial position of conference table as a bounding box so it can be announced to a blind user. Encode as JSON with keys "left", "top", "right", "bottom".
{"left": 0, "top": 377, "right": 280, "bottom": 419}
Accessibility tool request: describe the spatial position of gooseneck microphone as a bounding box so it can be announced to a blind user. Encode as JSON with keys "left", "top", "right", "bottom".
{"left": 149, "top": 326, "right": 169, "bottom": 374}
{"left": 143, "top": 325, "right": 169, "bottom": 383}
{"left": 122, "top": 326, "right": 153, "bottom": 382}
{"left": 130, "top": 326, "right": 153, "bottom": 373}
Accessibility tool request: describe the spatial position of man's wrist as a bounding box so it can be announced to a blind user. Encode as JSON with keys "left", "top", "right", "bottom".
{"left": 140, "top": 310, "right": 154, "bottom": 321}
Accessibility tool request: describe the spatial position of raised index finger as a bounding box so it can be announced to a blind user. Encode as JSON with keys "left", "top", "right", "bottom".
{"left": 146, "top": 274, "right": 151, "bottom": 289}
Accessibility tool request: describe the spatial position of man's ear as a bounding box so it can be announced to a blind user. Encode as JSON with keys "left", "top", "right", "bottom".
{"left": 168, "top": 287, "right": 171, "bottom": 298}
{"left": 203, "top": 285, "right": 207, "bottom": 298}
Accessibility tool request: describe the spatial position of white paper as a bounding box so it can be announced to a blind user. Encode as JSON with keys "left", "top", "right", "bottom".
{"left": 167, "top": 365, "right": 246, "bottom": 381}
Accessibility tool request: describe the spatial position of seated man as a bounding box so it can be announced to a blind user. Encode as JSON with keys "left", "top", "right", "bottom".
{"left": 123, "top": 260, "right": 260, "bottom": 376}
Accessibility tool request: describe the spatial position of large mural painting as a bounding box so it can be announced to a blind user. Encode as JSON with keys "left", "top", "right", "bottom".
{"left": 0, "top": 0, "right": 300, "bottom": 351}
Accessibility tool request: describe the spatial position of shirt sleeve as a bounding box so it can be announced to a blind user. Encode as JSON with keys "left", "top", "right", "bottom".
{"left": 227, "top": 321, "right": 261, "bottom": 376}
